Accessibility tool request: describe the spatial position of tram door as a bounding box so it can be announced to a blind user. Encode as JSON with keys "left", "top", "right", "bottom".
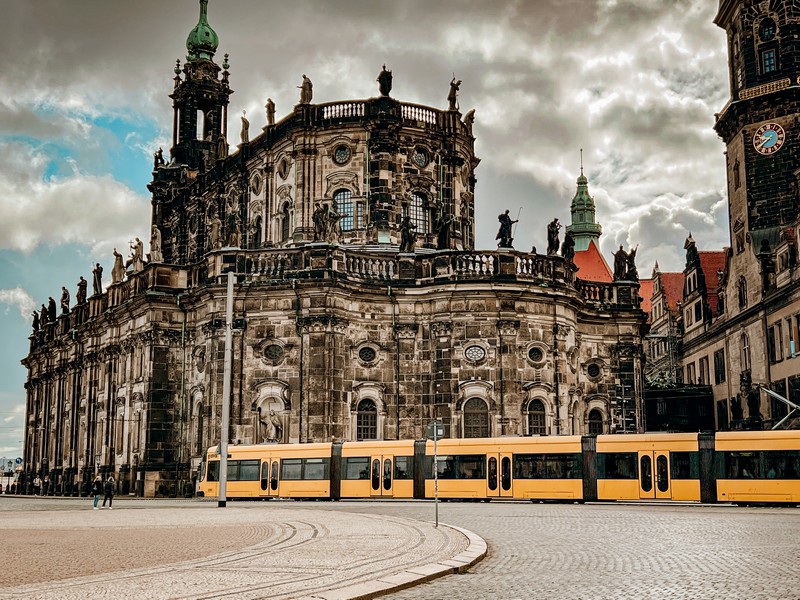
{"left": 259, "top": 458, "right": 280, "bottom": 498}
{"left": 486, "top": 453, "right": 514, "bottom": 498}
{"left": 638, "top": 451, "right": 671, "bottom": 499}
{"left": 370, "top": 456, "right": 393, "bottom": 498}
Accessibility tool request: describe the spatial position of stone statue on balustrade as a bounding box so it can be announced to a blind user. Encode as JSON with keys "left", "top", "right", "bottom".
{"left": 240, "top": 110, "right": 250, "bottom": 144}
{"left": 298, "top": 74, "right": 313, "bottom": 104}
{"left": 128, "top": 238, "right": 144, "bottom": 272}
{"left": 47, "top": 297, "right": 56, "bottom": 322}
{"left": 112, "top": 248, "right": 125, "bottom": 283}
{"left": 153, "top": 147, "right": 165, "bottom": 170}
{"left": 31, "top": 310, "right": 40, "bottom": 333}
{"left": 626, "top": 246, "right": 639, "bottom": 281}
{"left": 76, "top": 276, "right": 88, "bottom": 305}
{"left": 208, "top": 214, "right": 223, "bottom": 249}
{"left": 92, "top": 263, "right": 103, "bottom": 295}
{"left": 377, "top": 64, "right": 392, "bottom": 97}
{"left": 435, "top": 213, "right": 454, "bottom": 250}
{"left": 149, "top": 225, "right": 162, "bottom": 263}
{"left": 547, "top": 218, "right": 561, "bottom": 256}
{"left": 496, "top": 209, "right": 517, "bottom": 248}
{"left": 463, "top": 109, "right": 475, "bottom": 136}
{"left": 448, "top": 76, "right": 462, "bottom": 111}
{"left": 325, "top": 201, "right": 341, "bottom": 243}
{"left": 613, "top": 245, "right": 628, "bottom": 281}
{"left": 60, "top": 286, "right": 70, "bottom": 315}
{"left": 265, "top": 98, "right": 275, "bottom": 126}
{"left": 561, "top": 232, "right": 575, "bottom": 263}
{"left": 40, "top": 304, "right": 48, "bottom": 327}
{"left": 399, "top": 215, "right": 417, "bottom": 254}
{"left": 313, "top": 202, "right": 327, "bottom": 242}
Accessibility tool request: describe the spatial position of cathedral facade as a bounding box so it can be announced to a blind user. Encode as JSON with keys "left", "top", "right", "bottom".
{"left": 21, "top": 1, "right": 647, "bottom": 497}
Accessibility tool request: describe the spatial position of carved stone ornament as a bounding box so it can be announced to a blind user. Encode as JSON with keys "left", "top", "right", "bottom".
{"left": 299, "top": 315, "right": 349, "bottom": 334}
{"left": 430, "top": 320, "right": 453, "bottom": 337}
{"left": 567, "top": 346, "right": 579, "bottom": 374}
{"left": 250, "top": 172, "right": 263, "bottom": 196}
{"left": 394, "top": 322, "right": 418, "bottom": 339}
{"left": 324, "top": 171, "right": 360, "bottom": 197}
{"left": 496, "top": 319, "right": 520, "bottom": 336}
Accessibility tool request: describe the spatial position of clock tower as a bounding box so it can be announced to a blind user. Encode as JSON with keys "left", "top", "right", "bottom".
{"left": 714, "top": 0, "right": 800, "bottom": 248}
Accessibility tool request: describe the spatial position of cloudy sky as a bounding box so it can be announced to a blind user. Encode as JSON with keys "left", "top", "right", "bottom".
{"left": 0, "top": 0, "right": 730, "bottom": 457}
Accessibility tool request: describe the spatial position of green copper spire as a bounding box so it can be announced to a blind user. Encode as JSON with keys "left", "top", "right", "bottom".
{"left": 186, "top": 0, "right": 219, "bottom": 61}
{"left": 566, "top": 149, "right": 602, "bottom": 251}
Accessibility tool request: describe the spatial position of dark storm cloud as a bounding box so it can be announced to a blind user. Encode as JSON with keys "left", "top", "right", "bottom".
{"left": 0, "top": 0, "right": 731, "bottom": 271}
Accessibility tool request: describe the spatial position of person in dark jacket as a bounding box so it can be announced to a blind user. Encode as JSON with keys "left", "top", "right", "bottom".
{"left": 102, "top": 476, "right": 115, "bottom": 509}
{"left": 90, "top": 475, "right": 102, "bottom": 510}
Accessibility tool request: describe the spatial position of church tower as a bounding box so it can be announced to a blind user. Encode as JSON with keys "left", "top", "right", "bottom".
{"left": 169, "top": 0, "right": 232, "bottom": 169}
{"left": 714, "top": 1, "right": 800, "bottom": 256}
{"left": 566, "top": 154, "right": 602, "bottom": 252}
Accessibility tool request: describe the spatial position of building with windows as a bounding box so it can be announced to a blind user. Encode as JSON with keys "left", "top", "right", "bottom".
{"left": 20, "top": 1, "right": 647, "bottom": 497}
{"left": 650, "top": 0, "right": 800, "bottom": 432}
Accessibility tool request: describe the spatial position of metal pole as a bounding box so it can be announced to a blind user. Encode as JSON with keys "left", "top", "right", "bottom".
{"left": 218, "top": 271, "right": 234, "bottom": 507}
{"left": 433, "top": 424, "right": 439, "bottom": 528}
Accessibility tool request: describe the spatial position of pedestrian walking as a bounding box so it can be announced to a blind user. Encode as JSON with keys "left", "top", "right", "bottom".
{"left": 90, "top": 475, "right": 103, "bottom": 509}
{"left": 32, "top": 475, "right": 42, "bottom": 496}
{"left": 43, "top": 475, "right": 50, "bottom": 496}
{"left": 102, "top": 476, "right": 115, "bottom": 509}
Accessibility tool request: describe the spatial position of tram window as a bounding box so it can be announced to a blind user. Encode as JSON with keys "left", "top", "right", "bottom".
{"left": 260, "top": 461, "right": 269, "bottom": 491}
{"left": 764, "top": 451, "right": 800, "bottom": 479}
{"left": 723, "top": 452, "right": 760, "bottom": 479}
{"left": 281, "top": 458, "right": 303, "bottom": 480}
{"left": 597, "top": 453, "right": 638, "bottom": 479}
{"left": 513, "top": 454, "right": 583, "bottom": 479}
{"left": 207, "top": 460, "right": 219, "bottom": 482}
{"left": 394, "top": 456, "right": 413, "bottom": 480}
{"left": 238, "top": 460, "right": 260, "bottom": 481}
{"left": 304, "top": 458, "right": 329, "bottom": 480}
{"left": 226, "top": 462, "right": 238, "bottom": 481}
{"left": 270, "top": 461, "right": 279, "bottom": 491}
{"left": 426, "top": 454, "right": 486, "bottom": 479}
{"left": 656, "top": 455, "right": 669, "bottom": 493}
{"left": 199, "top": 456, "right": 208, "bottom": 482}
{"left": 670, "top": 452, "right": 699, "bottom": 479}
{"left": 343, "top": 457, "right": 370, "bottom": 480}
{"left": 640, "top": 455, "right": 653, "bottom": 492}
{"left": 383, "top": 459, "right": 392, "bottom": 490}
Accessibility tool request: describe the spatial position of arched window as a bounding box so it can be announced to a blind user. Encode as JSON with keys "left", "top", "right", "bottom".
{"left": 281, "top": 202, "right": 290, "bottom": 242}
{"left": 194, "top": 406, "right": 205, "bottom": 456}
{"left": 356, "top": 399, "right": 377, "bottom": 440}
{"left": 334, "top": 189, "right": 354, "bottom": 231}
{"left": 463, "top": 397, "right": 489, "bottom": 438}
{"left": 526, "top": 399, "right": 546, "bottom": 436}
{"left": 409, "top": 192, "right": 429, "bottom": 234}
{"left": 588, "top": 409, "right": 604, "bottom": 434}
{"left": 737, "top": 276, "right": 747, "bottom": 309}
{"left": 741, "top": 333, "right": 751, "bottom": 372}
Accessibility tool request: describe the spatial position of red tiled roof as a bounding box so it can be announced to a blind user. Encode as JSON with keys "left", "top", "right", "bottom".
{"left": 573, "top": 239, "right": 612, "bottom": 282}
{"left": 638, "top": 279, "right": 654, "bottom": 317}
{"left": 698, "top": 250, "right": 727, "bottom": 314}
{"left": 659, "top": 272, "right": 684, "bottom": 312}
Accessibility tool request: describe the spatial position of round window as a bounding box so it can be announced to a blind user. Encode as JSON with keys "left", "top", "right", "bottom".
{"left": 587, "top": 363, "right": 601, "bottom": 378}
{"left": 277, "top": 158, "right": 290, "bottom": 180}
{"left": 412, "top": 148, "right": 428, "bottom": 168}
{"left": 264, "top": 344, "right": 284, "bottom": 362}
{"left": 358, "top": 346, "right": 377, "bottom": 363}
{"left": 464, "top": 345, "right": 486, "bottom": 363}
{"left": 528, "top": 347, "right": 544, "bottom": 363}
{"left": 333, "top": 144, "right": 351, "bottom": 165}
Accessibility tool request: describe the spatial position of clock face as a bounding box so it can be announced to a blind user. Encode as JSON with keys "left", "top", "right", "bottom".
{"left": 753, "top": 123, "right": 785, "bottom": 155}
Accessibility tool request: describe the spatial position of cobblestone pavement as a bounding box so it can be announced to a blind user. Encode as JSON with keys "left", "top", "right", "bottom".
{"left": 0, "top": 497, "right": 475, "bottom": 600}
{"left": 306, "top": 501, "right": 800, "bottom": 600}
{"left": 2, "top": 497, "right": 799, "bottom": 600}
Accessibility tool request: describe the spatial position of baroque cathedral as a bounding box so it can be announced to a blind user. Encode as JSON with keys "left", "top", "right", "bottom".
{"left": 22, "top": 0, "right": 647, "bottom": 497}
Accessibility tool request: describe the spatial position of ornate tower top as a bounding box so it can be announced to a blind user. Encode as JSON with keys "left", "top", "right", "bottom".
{"left": 186, "top": 0, "right": 219, "bottom": 61}
{"left": 566, "top": 149, "right": 602, "bottom": 252}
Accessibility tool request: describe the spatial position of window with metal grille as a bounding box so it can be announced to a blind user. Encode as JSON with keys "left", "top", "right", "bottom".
{"left": 463, "top": 397, "right": 489, "bottom": 438}
{"left": 588, "top": 409, "right": 603, "bottom": 434}
{"left": 763, "top": 49, "right": 776, "bottom": 73}
{"left": 409, "top": 193, "right": 429, "bottom": 234}
{"left": 334, "top": 189, "right": 354, "bottom": 231}
{"left": 356, "top": 399, "right": 377, "bottom": 440}
{"left": 527, "top": 399, "right": 546, "bottom": 435}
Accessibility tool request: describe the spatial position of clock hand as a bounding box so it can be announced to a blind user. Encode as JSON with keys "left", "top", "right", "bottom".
{"left": 757, "top": 135, "right": 771, "bottom": 148}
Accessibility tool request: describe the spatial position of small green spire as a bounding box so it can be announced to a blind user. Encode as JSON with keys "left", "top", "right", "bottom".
{"left": 186, "top": 0, "right": 219, "bottom": 61}
{"left": 566, "top": 150, "right": 602, "bottom": 251}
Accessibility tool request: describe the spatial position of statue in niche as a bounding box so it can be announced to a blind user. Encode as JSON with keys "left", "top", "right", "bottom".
{"left": 561, "top": 231, "right": 575, "bottom": 263}
{"left": 613, "top": 245, "right": 628, "bottom": 281}
{"left": 216, "top": 134, "right": 228, "bottom": 160}
{"left": 298, "top": 74, "right": 313, "bottom": 104}
{"left": 265, "top": 98, "right": 275, "bottom": 126}
{"left": 399, "top": 214, "right": 417, "bottom": 253}
{"left": 92, "top": 263, "right": 103, "bottom": 295}
{"left": 377, "top": 64, "right": 392, "bottom": 96}
{"left": 546, "top": 218, "right": 561, "bottom": 255}
{"left": 447, "top": 76, "right": 462, "bottom": 111}
{"left": 112, "top": 248, "right": 125, "bottom": 283}
{"left": 435, "top": 213, "right": 454, "bottom": 250}
{"left": 227, "top": 211, "right": 241, "bottom": 247}
{"left": 76, "top": 276, "right": 88, "bottom": 305}
{"left": 149, "top": 225, "right": 162, "bottom": 263}
{"left": 463, "top": 109, "right": 475, "bottom": 136}
{"left": 496, "top": 209, "right": 517, "bottom": 248}
{"left": 240, "top": 110, "right": 249, "bottom": 144}
{"left": 251, "top": 216, "right": 262, "bottom": 249}
{"left": 208, "top": 214, "right": 223, "bottom": 249}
